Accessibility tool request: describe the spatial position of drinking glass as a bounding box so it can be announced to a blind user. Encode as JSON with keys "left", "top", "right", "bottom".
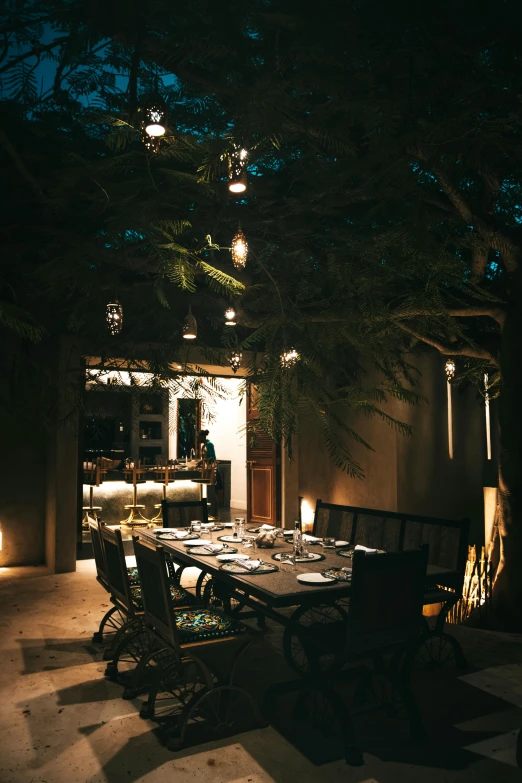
{"left": 190, "top": 520, "right": 202, "bottom": 535}
{"left": 323, "top": 537, "right": 336, "bottom": 549}
{"left": 243, "top": 535, "right": 256, "bottom": 549}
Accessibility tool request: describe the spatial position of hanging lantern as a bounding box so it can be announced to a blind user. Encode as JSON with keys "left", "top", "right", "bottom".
{"left": 140, "top": 95, "right": 167, "bottom": 138}
{"left": 225, "top": 306, "right": 236, "bottom": 326}
{"left": 445, "top": 358, "right": 456, "bottom": 383}
{"left": 229, "top": 350, "right": 242, "bottom": 373}
{"left": 182, "top": 306, "right": 197, "bottom": 339}
{"left": 106, "top": 301, "right": 123, "bottom": 336}
{"left": 228, "top": 146, "right": 248, "bottom": 193}
{"left": 281, "top": 347, "right": 299, "bottom": 369}
{"left": 141, "top": 131, "right": 161, "bottom": 154}
{"left": 231, "top": 228, "right": 248, "bottom": 269}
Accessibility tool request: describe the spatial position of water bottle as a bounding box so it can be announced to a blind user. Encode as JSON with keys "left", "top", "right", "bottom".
{"left": 293, "top": 519, "right": 303, "bottom": 557}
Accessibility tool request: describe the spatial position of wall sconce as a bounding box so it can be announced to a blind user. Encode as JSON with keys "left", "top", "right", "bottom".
{"left": 300, "top": 498, "right": 315, "bottom": 533}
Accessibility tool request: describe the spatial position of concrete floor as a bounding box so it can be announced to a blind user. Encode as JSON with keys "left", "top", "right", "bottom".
{"left": 1, "top": 561, "right": 522, "bottom": 783}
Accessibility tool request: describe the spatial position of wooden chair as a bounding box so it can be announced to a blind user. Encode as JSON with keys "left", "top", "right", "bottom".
{"left": 274, "top": 546, "right": 429, "bottom": 765}
{"left": 161, "top": 498, "right": 209, "bottom": 528}
{"left": 100, "top": 525, "right": 197, "bottom": 694}
{"left": 82, "top": 460, "right": 106, "bottom": 527}
{"left": 121, "top": 462, "right": 150, "bottom": 526}
{"left": 151, "top": 466, "right": 178, "bottom": 523}
{"left": 89, "top": 518, "right": 137, "bottom": 646}
{"left": 133, "top": 536, "right": 265, "bottom": 750}
{"left": 191, "top": 460, "right": 218, "bottom": 518}
{"left": 312, "top": 499, "right": 469, "bottom": 668}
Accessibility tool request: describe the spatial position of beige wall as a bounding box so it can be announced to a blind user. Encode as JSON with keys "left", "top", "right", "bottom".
{"left": 298, "top": 353, "right": 487, "bottom": 543}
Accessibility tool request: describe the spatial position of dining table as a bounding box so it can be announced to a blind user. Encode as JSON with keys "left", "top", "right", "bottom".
{"left": 137, "top": 527, "right": 455, "bottom": 674}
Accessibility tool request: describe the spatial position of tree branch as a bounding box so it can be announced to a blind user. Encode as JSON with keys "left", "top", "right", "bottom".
{"left": 0, "top": 38, "right": 67, "bottom": 76}
{"left": 396, "top": 322, "right": 499, "bottom": 366}
{"left": 392, "top": 306, "right": 505, "bottom": 327}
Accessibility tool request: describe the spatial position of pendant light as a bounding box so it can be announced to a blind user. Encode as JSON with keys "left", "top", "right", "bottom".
{"left": 280, "top": 347, "right": 299, "bottom": 369}
{"left": 182, "top": 306, "right": 197, "bottom": 339}
{"left": 225, "top": 306, "right": 236, "bottom": 326}
{"left": 229, "top": 350, "right": 242, "bottom": 373}
{"left": 106, "top": 300, "right": 123, "bottom": 336}
{"left": 231, "top": 228, "right": 248, "bottom": 269}
{"left": 228, "top": 146, "right": 248, "bottom": 193}
{"left": 141, "top": 94, "right": 167, "bottom": 138}
{"left": 445, "top": 358, "right": 456, "bottom": 383}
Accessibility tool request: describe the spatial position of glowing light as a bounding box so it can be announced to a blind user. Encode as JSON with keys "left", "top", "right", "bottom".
{"left": 281, "top": 348, "right": 299, "bottom": 369}
{"left": 229, "top": 351, "right": 242, "bottom": 373}
{"left": 300, "top": 500, "right": 315, "bottom": 533}
{"left": 231, "top": 229, "right": 248, "bottom": 269}
{"left": 142, "top": 103, "right": 166, "bottom": 137}
{"left": 225, "top": 306, "right": 236, "bottom": 326}
{"left": 445, "top": 358, "right": 456, "bottom": 383}
{"left": 183, "top": 306, "right": 197, "bottom": 339}
{"left": 106, "top": 301, "right": 123, "bottom": 336}
{"left": 228, "top": 146, "right": 248, "bottom": 193}
{"left": 485, "top": 373, "right": 492, "bottom": 460}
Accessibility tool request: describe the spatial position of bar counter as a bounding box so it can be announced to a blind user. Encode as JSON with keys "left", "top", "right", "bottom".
{"left": 82, "top": 469, "right": 202, "bottom": 525}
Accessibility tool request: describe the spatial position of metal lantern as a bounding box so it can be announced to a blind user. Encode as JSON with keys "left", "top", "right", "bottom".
{"left": 231, "top": 228, "right": 248, "bottom": 269}
{"left": 229, "top": 350, "right": 242, "bottom": 373}
{"left": 141, "top": 96, "right": 167, "bottom": 138}
{"left": 280, "top": 347, "right": 299, "bottom": 369}
{"left": 106, "top": 300, "right": 123, "bottom": 336}
{"left": 445, "top": 358, "right": 456, "bottom": 383}
{"left": 141, "top": 131, "right": 161, "bottom": 154}
{"left": 182, "top": 306, "right": 197, "bottom": 339}
{"left": 225, "top": 306, "right": 236, "bottom": 326}
{"left": 228, "top": 146, "right": 248, "bottom": 193}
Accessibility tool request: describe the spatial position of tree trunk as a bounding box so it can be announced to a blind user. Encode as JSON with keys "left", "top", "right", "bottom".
{"left": 492, "top": 276, "right": 522, "bottom": 631}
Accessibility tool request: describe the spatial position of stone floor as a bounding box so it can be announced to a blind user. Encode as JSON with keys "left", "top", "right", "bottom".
{"left": 0, "top": 561, "right": 521, "bottom": 783}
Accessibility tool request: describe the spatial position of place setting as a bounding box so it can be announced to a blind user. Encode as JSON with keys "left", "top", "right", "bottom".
{"left": 219, "top": 557, "right": 279, "bottom": 575}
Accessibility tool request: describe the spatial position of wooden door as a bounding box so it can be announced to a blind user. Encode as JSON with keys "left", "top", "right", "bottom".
{"left": 247, "top": 386, "right": 279, "bottom": 525}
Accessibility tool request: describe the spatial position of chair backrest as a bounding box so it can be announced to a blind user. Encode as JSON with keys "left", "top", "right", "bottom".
{"left": 313, "top": 500, "right": 468, "bottom": 591}
{"left": 200, "top": 459, "right": 217, "bottom": 483}
{"left": 100, "top": 525, "right": 135, "bottom": 615}
{"left": 132, "top": 535, "right": 179, "bottom": 651}
{"left": 88, "top": 517, "right": 109, "bottom": 591}
{"left": 161, "top": 499, "right": 209, "bottom": 528}
{"left": 346, "top": 545, "right": 429, "bottom": 657}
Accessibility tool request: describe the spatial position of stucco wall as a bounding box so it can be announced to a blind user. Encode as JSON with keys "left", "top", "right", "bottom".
{"left": 298, "top": 353, "right": 488, "bottom": 543}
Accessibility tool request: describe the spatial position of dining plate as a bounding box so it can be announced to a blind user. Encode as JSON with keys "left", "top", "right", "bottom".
{"left": 296, "top": 573, "right": 337, "bottom": 585}
{"left": 272, "top": 552, "right": 325, "bottom": 563}
{"left": 322, "top": 567, "right": 352, "bottom": 582}
{"left": 154, "top": 528, "right": 179, "bottom": 533}
{"left": 157, "top": 532, "right": 199, "bottom": 541}
{"left": 218, "top": 535, "right": 244, "bottom": 543}
{"left": 216, "top": 553, "right": 249, "bottom": 562}
{"left": 220, "top": 561, "right": 278, "bottom": 574}
{"left": 184, "top": 538, "right": 212, "bottom": 547}
{"left": 335, "top": 540, "right": 350, "bottom": 548}
{"left": 189, "top": 544, "right": 234, "bottom": 556}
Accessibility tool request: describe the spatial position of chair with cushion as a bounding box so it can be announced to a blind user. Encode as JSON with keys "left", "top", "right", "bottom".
{"left": 89, "top": 517, "right": 138, "bottom": 646}
{"left": 133, "top": 536, "right": 265, "bottom": 749}
{"left": 100, "top": 525, "right": 197, "bottom": 694}
{"left": 273, "top": 545, "right": 429, "bottom": 765}
{"left": 161, "top": 498, "right": 209, "bottom": 528}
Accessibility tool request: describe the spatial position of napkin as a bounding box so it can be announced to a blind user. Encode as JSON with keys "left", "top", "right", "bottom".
{"left": 303, "top": 534, "right": 321, "bottom": 543}
{"left": 234, "top": 558, "right": 261, "bottom": 571}
{"left": 259, "top": 524, "right": 275, "bottom": 530}
{"left": 354, "top": 544, "right": 378, "bottom": 554}
{"left": 200, "top": 544, "right": 223, "bottom": 553}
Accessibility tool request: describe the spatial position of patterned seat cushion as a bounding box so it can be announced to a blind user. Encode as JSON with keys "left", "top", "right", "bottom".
{"left": 127, "top": 566, "right": 139, "bottom": 584}
{"left": 174, "top": 609, "right": 246, "bottom": 643}
{"left": 130, "top": 583, "right": 195, "bottom": 609}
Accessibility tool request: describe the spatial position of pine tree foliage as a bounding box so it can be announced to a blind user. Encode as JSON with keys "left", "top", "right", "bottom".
{"left": 0, "top": 0, "right": 520, "bottom": 483}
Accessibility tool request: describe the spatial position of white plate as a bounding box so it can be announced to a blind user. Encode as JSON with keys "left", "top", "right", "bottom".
{"left": 156, "top": 528, "right": 178, "bottom": 533}
{"left": 335, "top": 540, "right": 350, "bottom": 547}
{"left": 297, "top": 573, "right": 337, "bottom": 585}
{"left": 220, "top": 535, "right": 243, "bottom": 543}
{"left": 185, "top": 539, "right": 212, "bottom": 547}
{"left": 216, "top": 553, "right": 250, "bottom": 562}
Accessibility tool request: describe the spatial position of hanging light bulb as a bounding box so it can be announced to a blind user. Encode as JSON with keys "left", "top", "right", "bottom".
{"left": 106, "top": 301, "right": 123, "bottom": 336}
{"left": 182, "top": 306, "right": 197, "bottom": 339}
{"left": 229, "top": 350, "right": 242, "bottom": 373}
{"left": 231, "top": 228, "right": 248, "bottom": 269}
{"left": 445, "top": 358, "right": 456, "bottom": 383}
{"left": 225, "top": 306, "right": 236, "bottom": 326}
{"left": 141, "top": 95, "right": 167, "bottom": 138}
{"left": 228, "top": 146, "right": 248, "bottom": 193}
{"left": 281, "top": 347, "right": 299, "bottom": 369}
